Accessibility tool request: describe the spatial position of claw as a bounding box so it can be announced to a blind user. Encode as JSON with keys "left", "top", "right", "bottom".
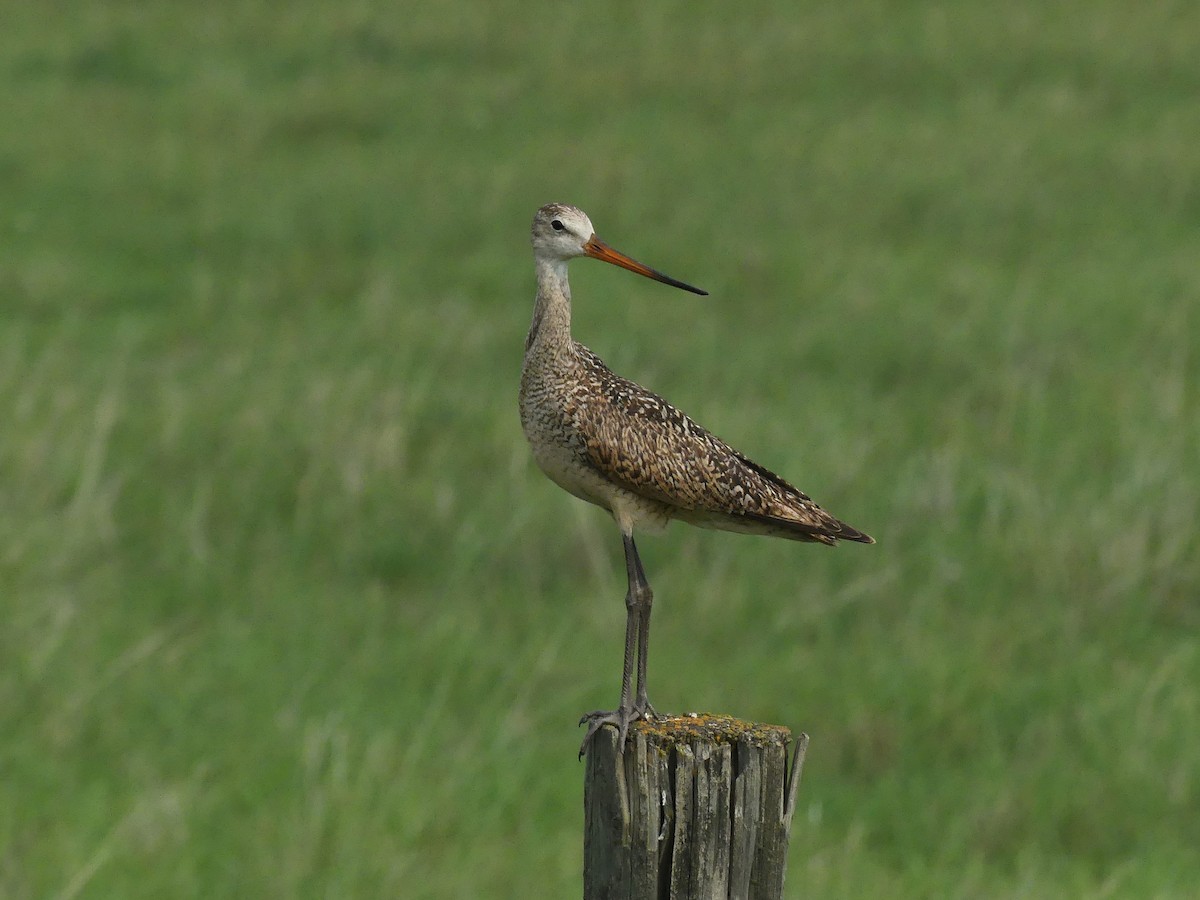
{"left": 578, "top": 707, "right": 639, "bottom": 758}
{"left": 577, "top": 710, "right": 606, "bottom": 727}
{"left": 577, "top": 702, "right": 665, "bottom": 758}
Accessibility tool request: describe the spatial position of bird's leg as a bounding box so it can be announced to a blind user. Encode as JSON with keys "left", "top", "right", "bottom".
{"left": 578, "top": 577, "right": 639, "bottom": 757}
{"left": 578, "top": 530, "right": 648, "bottom": 757}
{"left": 628, "top": 534, "right": 657, "bottom": 721}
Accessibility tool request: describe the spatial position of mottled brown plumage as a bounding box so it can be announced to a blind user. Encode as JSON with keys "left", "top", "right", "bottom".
{"left": 570, "top": 344, "right": 872, "bottom": 544}
{"left": 519, "top": 203, "right": 872, "bottom": 755}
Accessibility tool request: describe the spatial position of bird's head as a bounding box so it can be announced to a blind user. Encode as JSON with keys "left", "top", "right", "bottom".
{"left": 530, "top": 203, "right": 595, "bottom": 261}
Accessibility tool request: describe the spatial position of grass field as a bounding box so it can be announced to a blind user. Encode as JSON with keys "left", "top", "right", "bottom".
{"left": 2, "top": 1, "right": 1198, "bottom": 896}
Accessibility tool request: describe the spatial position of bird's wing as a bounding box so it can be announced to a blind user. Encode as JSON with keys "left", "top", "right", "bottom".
{"left": 571, "top": 346, "right": 871, "bottom": 544}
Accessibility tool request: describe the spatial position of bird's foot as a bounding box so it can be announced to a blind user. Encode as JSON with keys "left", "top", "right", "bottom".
{"left": 635, "top": 696, "right": 659, "bottom": 721}
{"left": 577, "top": 702, "right": 659, "bottom": 758}
{"left": 578, "top": 707, "right": 639, "bottom": 758}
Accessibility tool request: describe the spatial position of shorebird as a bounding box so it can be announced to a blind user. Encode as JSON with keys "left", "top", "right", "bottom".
{"left": 519, "top": 203, "right": 873, "bottom": 756}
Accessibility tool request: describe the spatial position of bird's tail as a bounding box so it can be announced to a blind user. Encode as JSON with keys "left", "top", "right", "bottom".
{"left": 831, "top": 520, "right": 874, "bottom": 544}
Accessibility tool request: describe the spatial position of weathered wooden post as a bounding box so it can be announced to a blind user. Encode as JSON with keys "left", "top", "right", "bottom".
{"left": 583, "top": 715, "right": 808, "bottom": 899}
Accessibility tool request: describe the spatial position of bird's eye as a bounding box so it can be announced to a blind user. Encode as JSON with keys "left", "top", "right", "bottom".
{"left": 551, "top": 219, "right": 564, "bottom": 232}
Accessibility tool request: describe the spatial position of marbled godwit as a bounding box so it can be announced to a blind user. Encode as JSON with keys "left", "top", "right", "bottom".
{"left": 519, "top": 203, "right": 873, "bottom": 756}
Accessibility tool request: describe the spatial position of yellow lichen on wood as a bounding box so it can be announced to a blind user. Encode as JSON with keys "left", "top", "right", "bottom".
{"left": 630, "top": 713, "right": 790, "bottom": 746}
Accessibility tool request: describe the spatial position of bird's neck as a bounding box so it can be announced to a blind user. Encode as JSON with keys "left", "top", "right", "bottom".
{"left": 526, "top": 257, "right": 573, "bottom": 353}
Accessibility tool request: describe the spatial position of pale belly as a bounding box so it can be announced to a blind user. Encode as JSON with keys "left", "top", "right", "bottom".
{"left": 523, "top": 416, "right": 673, "bottom": 534}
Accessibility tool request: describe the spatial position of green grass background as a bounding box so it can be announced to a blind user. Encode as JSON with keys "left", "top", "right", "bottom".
{"left": 2, "top": 1, "right": 1198, "bottom": 896}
